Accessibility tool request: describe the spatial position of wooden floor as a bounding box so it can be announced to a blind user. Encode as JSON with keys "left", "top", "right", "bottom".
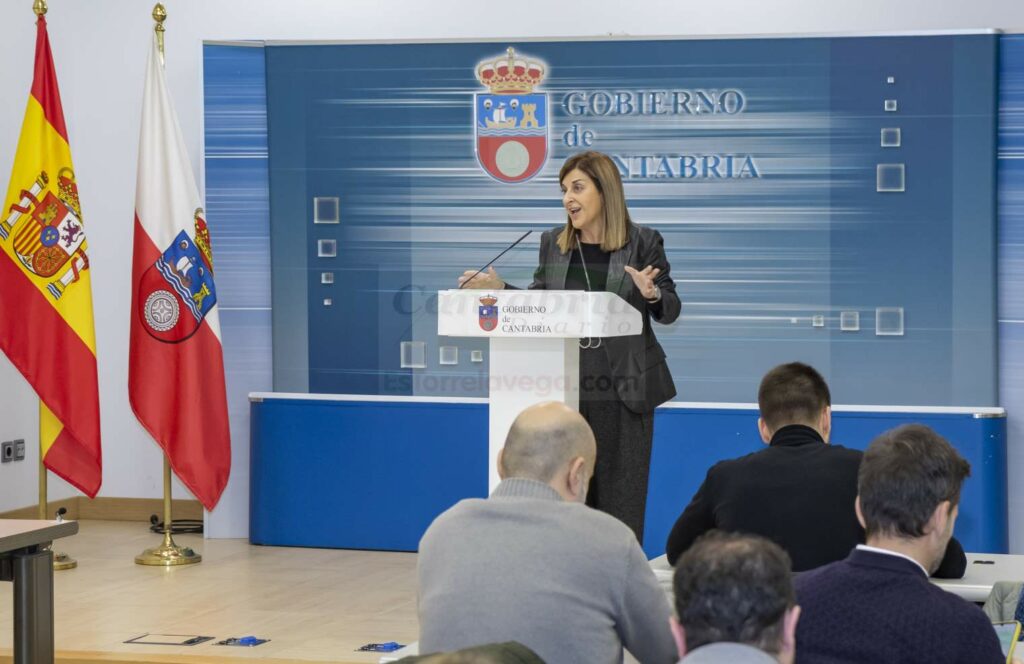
{"left": 0, "top": 520, "right": 419, "bottom": 663}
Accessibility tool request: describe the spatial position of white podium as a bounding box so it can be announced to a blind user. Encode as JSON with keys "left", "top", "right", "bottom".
{"left": 438, "top": 289, "right": 642, "bottom": 489}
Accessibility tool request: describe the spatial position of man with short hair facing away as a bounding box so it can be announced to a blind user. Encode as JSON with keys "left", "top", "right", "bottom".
{"left": 672, "top": 532, "right": 800, "bottom": 664}
{"left": 417, "top": 401, "right": 677, "bottom": 664}
{"left": 794, "top": 424, "right": 1004, "bottom": 663}
{"left": 665, "top": 362, "right": 965, "bottom": 578}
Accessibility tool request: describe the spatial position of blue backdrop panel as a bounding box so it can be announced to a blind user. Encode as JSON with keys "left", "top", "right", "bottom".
{"left": 251, "top": 398, "right": 1006, "bottom": 557}
{"left": 264, "top": 34, "right": 998, "bottom": 406}
{"left": 998, "top": 35, "right": 1024, "bottom": 551}
{"left": 203, "top": 43, "right": 273, "bottom": 537}
{"left": 250, "top": 398, "right": 488, "bottom": 550}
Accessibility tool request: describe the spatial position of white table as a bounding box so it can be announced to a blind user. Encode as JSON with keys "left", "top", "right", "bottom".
{"left": 650, "top": 552, "right": 1024, "bottom": 604}
{"left": 934, "top": 553, "right": 1024, "bottom": 602}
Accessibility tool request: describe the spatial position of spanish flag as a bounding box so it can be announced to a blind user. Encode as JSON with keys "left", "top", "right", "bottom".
{"left": 0, "top": 14, "right": 101, "bottom": 497}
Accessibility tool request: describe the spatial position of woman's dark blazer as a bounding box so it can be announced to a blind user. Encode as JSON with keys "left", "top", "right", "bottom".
{"left": 513, "top": 223, "right": 680, "bottom": 413}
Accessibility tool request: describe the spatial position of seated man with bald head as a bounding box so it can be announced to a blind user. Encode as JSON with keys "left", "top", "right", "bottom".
{"left": 417, "top": 402, "right": 677, "bottom": 664}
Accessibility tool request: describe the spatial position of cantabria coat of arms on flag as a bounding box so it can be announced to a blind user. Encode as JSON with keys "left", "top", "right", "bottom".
{"left": 474, "top": 47, "right": 549, "bottom": 183}
{"left": 136, "top": 210, "right": 218, "bottom": 344}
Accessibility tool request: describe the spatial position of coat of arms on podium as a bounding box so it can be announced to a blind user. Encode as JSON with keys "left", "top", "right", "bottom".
{"left": 474, "top": 47, "right": 549, "bottom": 183}
{"left": 478, "top": 294, "right": 499, "bottom": 332}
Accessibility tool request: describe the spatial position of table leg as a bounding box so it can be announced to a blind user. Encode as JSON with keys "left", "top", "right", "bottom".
{"left": 13, "top": 549, "right": 54, "bottom": 664}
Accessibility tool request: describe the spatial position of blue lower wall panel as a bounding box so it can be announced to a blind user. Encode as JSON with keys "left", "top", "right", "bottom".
{"left": 251, "top": 398, "right": 1007, "bottom": 557}
{"left": 250, "top": 398, "right": 488, "bottom": 551}
{"left": 644, "top": 408, "right": 1008, "bottom": 558}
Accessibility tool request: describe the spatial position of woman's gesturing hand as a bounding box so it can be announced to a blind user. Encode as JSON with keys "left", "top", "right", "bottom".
{"left": 624, "top": 265, "right": 661, "bottom": 300}
{"left": 458, "top": 266, "right": 505, "bottom": 289}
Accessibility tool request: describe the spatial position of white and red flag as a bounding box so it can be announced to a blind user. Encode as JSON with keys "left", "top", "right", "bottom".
{"left": 129, "top": 34, "right": 230, "bottom": 510}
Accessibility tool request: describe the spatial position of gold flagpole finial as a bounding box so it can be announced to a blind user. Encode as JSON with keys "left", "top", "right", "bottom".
{"left": 33, "top": 0, "right": 47, "bottom": 17}
{"left": 153, "top": 3, "right": 167, "bottom": 61}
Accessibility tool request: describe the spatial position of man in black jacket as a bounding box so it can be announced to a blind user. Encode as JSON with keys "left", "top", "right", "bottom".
{"left": 664, "top": 362, "right": 966, "bottom": 578}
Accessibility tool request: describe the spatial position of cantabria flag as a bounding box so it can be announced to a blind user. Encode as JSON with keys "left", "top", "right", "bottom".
{"left": 129, "top": 34, "right": 230, "bottom": 511}
{"left": 0, "top": 14, "right": 101, "bottom": 497}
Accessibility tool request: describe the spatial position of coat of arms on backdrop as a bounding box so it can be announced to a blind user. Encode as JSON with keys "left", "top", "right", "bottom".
{"left": 474, "top": 47, "right": 549, "bottom": 183}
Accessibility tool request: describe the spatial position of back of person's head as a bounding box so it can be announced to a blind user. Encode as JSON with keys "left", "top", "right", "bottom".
{"left": 499, "top": 401, "right": 596, "bottom": 501}
{"left": 406, "top": 641, "right": 545, "bottom": 664}
{"left": 757, "top": 362, "right": 831, "bottom": 434}
{"left": 858, "top": 424, "right": 971, "bottom": 540}
{"left": 672, "top": 531, "right": 798, "bottom": 661}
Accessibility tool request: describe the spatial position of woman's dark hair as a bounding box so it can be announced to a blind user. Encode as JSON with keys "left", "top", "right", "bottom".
{"left": 556, "top": 151, "right": 630, "bottom": 254}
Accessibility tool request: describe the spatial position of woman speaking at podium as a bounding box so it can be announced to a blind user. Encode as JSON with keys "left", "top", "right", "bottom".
{"left": 458, "top": 150, "right": 680, "bottom": 542}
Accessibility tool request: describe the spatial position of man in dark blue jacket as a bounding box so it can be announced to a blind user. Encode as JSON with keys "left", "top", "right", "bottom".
{"left": 793, "top": 424, "right": 1003, "bottom": 663}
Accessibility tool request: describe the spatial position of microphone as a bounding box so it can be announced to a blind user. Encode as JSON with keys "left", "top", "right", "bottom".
{"left": 458, "top": 230, "right": 532, "bottom": 289}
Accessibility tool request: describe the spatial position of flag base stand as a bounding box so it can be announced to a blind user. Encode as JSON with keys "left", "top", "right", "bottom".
{"left": 135, "top": 456, "right": 202, "bottom": 566}
{"left": 135, "top": 530, "right": 202, "bottom": 566}
{"left": 53, "top": 551, "right": 77, "bottom": 570}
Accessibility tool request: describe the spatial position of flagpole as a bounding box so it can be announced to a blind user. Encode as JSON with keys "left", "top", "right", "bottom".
{"left": 153, "top": 2, "right": 165, "bottom": 65}
{"left": 29, "top": 0, "right": 77, "bottom": 572}
{"left": 133, "top": 3, "right": 202, "bottom": 567}
{"left": 33, "top": 1, "right": 48, "bottom": 531}
{"left": 40, "top": 410, "right": 76, "bottom": 572}
{"left": 38, "top": 429, "right": 45, "bottom": 521}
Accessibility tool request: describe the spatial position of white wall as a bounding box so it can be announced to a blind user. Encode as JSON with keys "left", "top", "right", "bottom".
{"left": 1, "top": 0, "right": 1022, "bottom": 535}
{"left": 0, "top": 363, "right": 78, "bottom": 511}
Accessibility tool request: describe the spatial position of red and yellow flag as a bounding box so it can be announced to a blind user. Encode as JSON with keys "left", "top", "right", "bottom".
{"left": 0, "top": 14, "right": 101, "bottom": 497}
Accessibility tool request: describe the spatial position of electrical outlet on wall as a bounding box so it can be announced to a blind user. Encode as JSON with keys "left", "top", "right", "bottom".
{"left": 13, "top": 439, "right": 25, "bottom": 461}
{"left": 0, "top": 441, "right": 12, "bottom": 463}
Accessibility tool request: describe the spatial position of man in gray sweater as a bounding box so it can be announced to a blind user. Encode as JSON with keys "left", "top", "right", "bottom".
{"left": 417, "top": 401, "right": 677, "bottom": 664}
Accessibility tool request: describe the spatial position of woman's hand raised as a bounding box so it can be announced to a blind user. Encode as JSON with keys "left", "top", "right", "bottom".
{"left": 457, "top": 266, "right": 505, "bottom": 290}
{"left": 624, "top": 265, "right": 661, "bottom": 300}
